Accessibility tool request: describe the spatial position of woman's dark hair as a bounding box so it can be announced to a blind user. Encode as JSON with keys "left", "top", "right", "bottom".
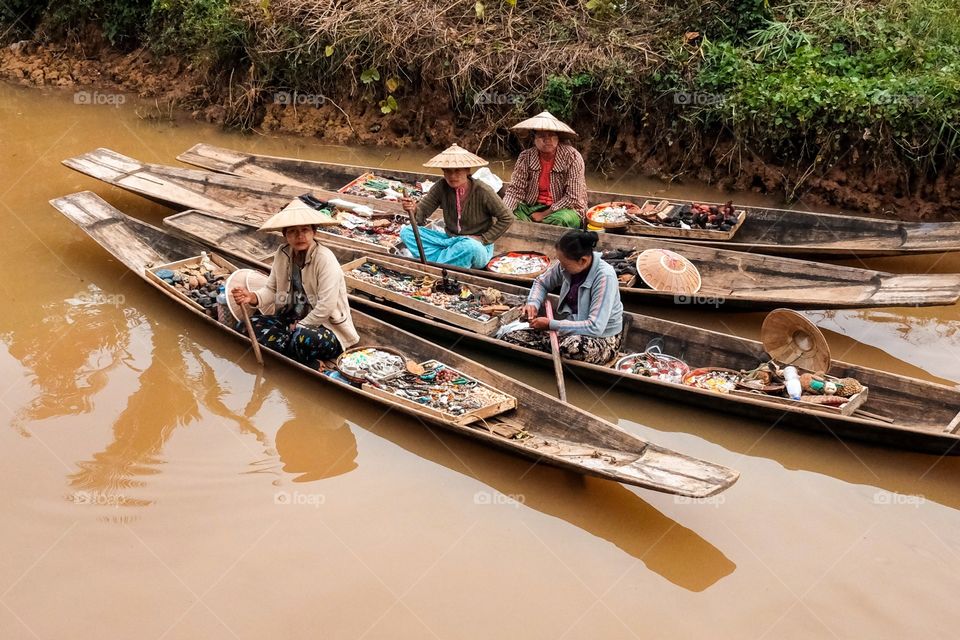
{"left": 556, "top": 230, "right": 599, "bottom": 260}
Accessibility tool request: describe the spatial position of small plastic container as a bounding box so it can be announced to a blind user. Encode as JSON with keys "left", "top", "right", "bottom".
{"left": 783, "top": 366, "right": 802, "bottom": 400}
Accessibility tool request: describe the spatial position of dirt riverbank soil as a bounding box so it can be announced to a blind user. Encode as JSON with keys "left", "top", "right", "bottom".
{"left": 4, "top": 39, "right": 957, "bottom": 222}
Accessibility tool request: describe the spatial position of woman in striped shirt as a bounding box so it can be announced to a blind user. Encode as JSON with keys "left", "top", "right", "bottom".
{"left": 502, "top": 111, "right": 588, "bottom": 229}
{"left": 502, "top": 230, "right": 623, "bottom": 364}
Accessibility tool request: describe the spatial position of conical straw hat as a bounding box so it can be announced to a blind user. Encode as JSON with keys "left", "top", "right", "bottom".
{"left": 511, "top": 110, "right": 578, "bottom": 138}
{"left": 636, "top": 248, "right": 702, "bottom": 294}
{"left": 760, "top": 309, "right": 831, "bottom": 372}
{"left": 225, "top": 268, "right": 269, "bottom": 322}
{"left": 423, "top": 144, "right": 488, "bottom": 169}
{"left": 258, "top": 198, "right": 338, "bottom": 231}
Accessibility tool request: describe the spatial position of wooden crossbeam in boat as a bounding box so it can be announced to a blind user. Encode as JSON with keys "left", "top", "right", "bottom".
{"left": 944, "top": 410, "right": 960, "bottom": 434}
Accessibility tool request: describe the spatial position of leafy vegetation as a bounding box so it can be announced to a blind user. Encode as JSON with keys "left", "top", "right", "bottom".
{"left": 3, "top": 0, "right": 958, "bottom": 196}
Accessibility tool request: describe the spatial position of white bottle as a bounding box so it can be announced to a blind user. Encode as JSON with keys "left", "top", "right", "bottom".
{"left": 783, "top": 366, "right": 802, "bottom": 400}
{"left": 199, "top": 251, "right": 216, "bottom": 272}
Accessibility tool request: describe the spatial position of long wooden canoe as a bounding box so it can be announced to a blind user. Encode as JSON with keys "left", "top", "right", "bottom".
{"left": 164, "top": 208, "right": 960, "bottom": 455}
{"left": 62, "top": 148, "right": 960, "bottom": 309}
{"left": 50, "top": 191, "right": 740, "bottom": 497}
{"left": 177, "top": 142, "right": 960, "bottom": 258}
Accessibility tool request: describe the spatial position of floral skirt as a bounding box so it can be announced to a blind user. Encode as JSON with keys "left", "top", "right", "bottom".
{"left": 501, "top": 329, "right": 622, "bottom": 365}
{"left": 236, "top": 314, "right": 343, "bottom": 368}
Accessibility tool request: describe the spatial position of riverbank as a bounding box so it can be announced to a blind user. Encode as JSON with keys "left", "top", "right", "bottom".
{"left": 3, "top": 0, "right": 958, "bottom": 221}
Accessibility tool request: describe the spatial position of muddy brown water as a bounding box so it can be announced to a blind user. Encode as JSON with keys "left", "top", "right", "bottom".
{"left": 2, "top": 82, "right": 960, "bottom": 639}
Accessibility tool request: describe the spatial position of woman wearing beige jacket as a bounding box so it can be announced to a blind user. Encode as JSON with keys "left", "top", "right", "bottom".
{"left": 231, "top": 202, "right": 359, "bottom": 367}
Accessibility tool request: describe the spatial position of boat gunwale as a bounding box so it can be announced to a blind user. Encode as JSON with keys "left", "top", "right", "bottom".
{"left": 64, "top": 148, "right": 960, "bottom": 308}
{"left": 161, "top": 209, "right": 960, "bottom": 451}
{"left": 51, "top": 191, "right": 741, "bottom": 496}
{"left": 177, "top": 142, "right": 960, "bottom": 256}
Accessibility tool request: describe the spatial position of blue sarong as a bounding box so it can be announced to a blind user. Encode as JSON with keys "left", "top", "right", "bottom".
{"left": 399, "top": 226, "right": 494, "bottom": 269}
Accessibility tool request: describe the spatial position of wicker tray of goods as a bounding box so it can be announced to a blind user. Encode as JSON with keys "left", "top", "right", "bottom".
{"left": 485, "top": 252, "right": 551, "bottom": 278}
{"left": 625, "top": 200, "right": 746, "bottom": 240}
{"left": 586, "top": 202, "right": 643, "bottom": 230}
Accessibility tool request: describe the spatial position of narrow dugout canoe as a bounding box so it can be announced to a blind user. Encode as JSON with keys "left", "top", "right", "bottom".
{"left": 62, "top": 148, "right": 960, "bottom": 309}
{"left": 177, "top": 142, "right": 960, "bottom": 258}
{"left": 49, "top": 190, "right": 740, "bottom": 497}
{"left": 164, "top": 208, "right": 960, "bottom": 455}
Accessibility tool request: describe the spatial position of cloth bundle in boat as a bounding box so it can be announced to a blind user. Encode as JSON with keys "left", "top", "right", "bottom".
{"left": 399, "top": 225, "right": 494, "bottom": 269}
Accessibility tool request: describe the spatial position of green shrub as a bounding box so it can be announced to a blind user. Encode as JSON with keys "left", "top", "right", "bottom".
{"left": 47, "top": 0, "right": 152, "bottom": 47}
{"left": 149, "top": 0, "right": 247, "bottom": 67}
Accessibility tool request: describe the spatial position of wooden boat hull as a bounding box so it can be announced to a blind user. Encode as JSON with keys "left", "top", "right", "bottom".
{"left": 62, "top": 148, "right": 960, "bottom": 309}
{"left": 163, "top": 209, "right": 960, "bottom": 455}
{"left": 49, "top": 191, "right": 740, "bottom": 497}
{"left": 178, "top": 143, "right": 960, "bottom": 258}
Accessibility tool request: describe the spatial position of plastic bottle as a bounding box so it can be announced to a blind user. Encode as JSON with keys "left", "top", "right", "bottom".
{"left": 783, "top": 366, "right": 802, "bottom": 400}
{"left": 199, "top": 251, "right": 216, "bottom": 272}
{"left": 216, "top": 285, "right": 229, "bottom": 324}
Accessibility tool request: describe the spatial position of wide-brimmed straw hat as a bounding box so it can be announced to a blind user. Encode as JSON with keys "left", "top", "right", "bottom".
{"left": 636, "top": 248, "right": 702, "bottom": 294}
{"left": 224, "top": 268, "right": 269, "bottom": 322}
{"left": 258, "top": 198, "right": 338, "bottom": 231}
{"left": 760, "top": 308, "right": 832, "bottom": 372}
{"left": 423, "top": 144, "right": 489, "bottom": 169}
{"left": 511, "top": 110, "right": 578, "bottom": 139}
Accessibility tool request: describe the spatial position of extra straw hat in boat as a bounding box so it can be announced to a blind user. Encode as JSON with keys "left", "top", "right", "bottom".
{"left": 258, "top": 198, "right": 338, "bottom": 231}
{"left": 422, "top": 144, "right": 489, "bottom": 169}
{"left": 225, "top": 268, "right": 269, "bottom": 322}
{"left": 760, "top": 308, "right": 832, "bottom": 372}
{"left": 636, "top": 248, "right": 702, "bottom": 294}
{"left": 511, "top": 110, "right": 578, "bottom": 139}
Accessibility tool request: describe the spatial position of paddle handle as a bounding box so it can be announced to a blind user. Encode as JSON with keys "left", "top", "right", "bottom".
{"left": 545, "top": 300, "right": 567, "bottom": 403}
{"left": 241, "top": 302, "right": 264, "bottom": 366}
{"left": 402, "top": 190, "right": 427, "bottom": 265}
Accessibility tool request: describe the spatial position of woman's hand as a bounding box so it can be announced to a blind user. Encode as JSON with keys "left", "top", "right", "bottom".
{"left": 521, "top": 304, "right": 539, "bottom": 321}
{"left": 231, "top": 287, "right": 257, "bottom": 306}
{"left": 529, "top": 317, "right": 551, "bottom": 331}
{"left": 400, "top": 197, "right": 416, "bottom": 214}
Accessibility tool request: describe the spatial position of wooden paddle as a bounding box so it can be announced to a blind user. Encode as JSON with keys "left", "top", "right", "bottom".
{"left": 401, "top": 188, "right": 427, "bottom": 265}
{"left": 544, "top": 300, "right": 567, "bottom": 402}
{"left": 240, "top": 302, "right": 264, "bottom": 365}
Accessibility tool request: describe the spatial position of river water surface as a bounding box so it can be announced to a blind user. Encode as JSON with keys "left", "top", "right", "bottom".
{"left": 2, "top": 82, "right": 960, "bottom": 639}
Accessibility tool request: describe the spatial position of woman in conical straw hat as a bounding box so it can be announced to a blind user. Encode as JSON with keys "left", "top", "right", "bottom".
{"left": 231, "top": 199, "right": 359, "bottom": 367}
{"left": 399, "top": 144, "right": 513, "bottom": 268}
{"left": 502, "top": 111, "right": 587, "bottom": 228}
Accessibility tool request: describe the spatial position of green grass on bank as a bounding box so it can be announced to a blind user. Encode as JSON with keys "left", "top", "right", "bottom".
{"left": 3, "top": 0, "right": 958, "bottom": 183}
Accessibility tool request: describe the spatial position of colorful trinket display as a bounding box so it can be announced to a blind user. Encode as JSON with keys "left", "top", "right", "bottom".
{"left": 615, "top": 351, "right": 690, "bottom": 383}
{"left": 338, "top": 172, "right": 427, "bottom": 201}
{"left": 336, "top": 347, "right": 407, "bottom": 382}
{"left": 585, "top": 201, "right": 643, "bottom": 229}
{"left": 347, "top": 261, "right": 522, "bottom": 323}
{"left": 153, "top": 252, "right": 230, "bottom": 318}
{"left": 323, "top": 212, "right": 404, "bottom": 248}
{"left": 683, "top": 368, "right": 741, "bottom": 393}
{"left": 369, "top": 360, "right": 514, "bottom": 418}
{"left": 485, "top": 252, "right": 551, "bottom": 276}
{"left": 295, "top": 193, "right": 404, "bottom": 248}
